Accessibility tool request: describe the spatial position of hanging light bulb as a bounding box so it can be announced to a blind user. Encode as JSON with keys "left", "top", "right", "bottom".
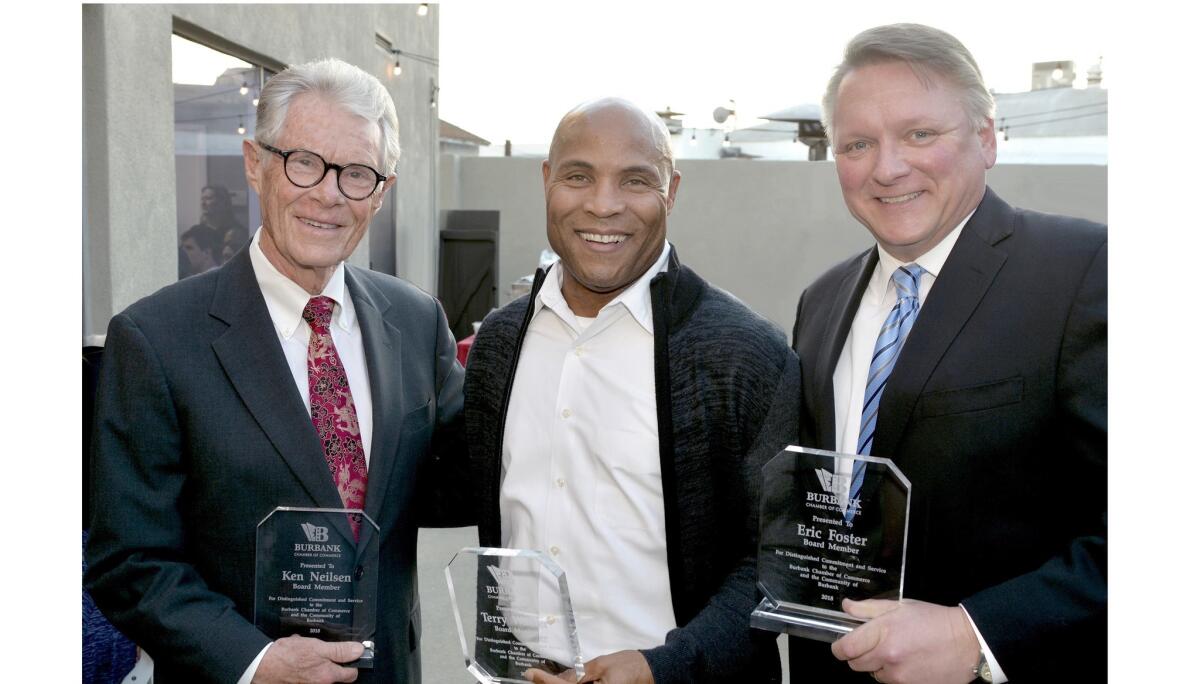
{"left": 237, "top": 117, "right": 246, "bottom": 136}
{"left": 392, "top": 59, "right": 402, "bottom": 77}
{"left": 239, "top": 81, "right": 249, "bottom": 96}
{"left": 252, "top": 96, "right": 260, "bottom": 107}
{"left": 722, "top": 132, "right": 731, "bottom": 148}
{"left": 689, "top": 130, "right": 697, "bottom": 146}
{"left": 418, "top": 3, "right": 429, "bottom": 16}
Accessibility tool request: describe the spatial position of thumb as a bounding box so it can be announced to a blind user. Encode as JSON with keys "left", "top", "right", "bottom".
{"left": 526, "top": 668, "right": 577, "bottom": 683}
{"left": 321, "top": 639, "right": 365, "bottom": 664}
{"left": 842, "top": 597, "right": 899, "bottom": 620}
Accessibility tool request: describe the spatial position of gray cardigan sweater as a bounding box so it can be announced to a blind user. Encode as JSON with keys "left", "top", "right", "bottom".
{"left": 464, "top": 247, "right": 800, "bottom": 683}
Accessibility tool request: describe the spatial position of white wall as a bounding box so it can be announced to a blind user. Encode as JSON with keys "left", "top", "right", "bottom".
{"left": 441, "top": 157, "right": 1107, "bottom": 333}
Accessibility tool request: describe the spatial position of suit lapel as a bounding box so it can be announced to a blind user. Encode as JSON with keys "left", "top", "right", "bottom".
{"left": 871, "top": 189, "right": 1014, "bottom": 461}
{"left": 345, "top": 267, "right": 407, "bottom": 528}
{"left": 209, "top": 250, "right": 348, "bottom": 519}
{"left": 814, "top": 250, "right": 876, "bottom": 450}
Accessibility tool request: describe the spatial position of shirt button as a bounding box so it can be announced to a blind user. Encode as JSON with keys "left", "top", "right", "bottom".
{"left": 550, "top": 545, "right": 560, "bottom": 556}
{"left": 555, "top": 478, "right": 566, "bottom": 488}
{"left": 547, "top": 615, "right": 557, "bottom": 625}
{"left": 561, "top": 408, "right": 572, "bottom": 419}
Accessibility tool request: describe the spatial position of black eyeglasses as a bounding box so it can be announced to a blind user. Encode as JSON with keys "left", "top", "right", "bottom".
{"left": 259, "top": 142, "right": 387, "bottom": 201}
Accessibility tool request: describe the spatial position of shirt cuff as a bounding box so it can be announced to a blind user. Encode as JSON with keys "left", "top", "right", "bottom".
{"left": 237, "top": 642, "right": 272, "bottom": 684}
{"left": 959, "top": 605, "right": 1008, "bottom": 683}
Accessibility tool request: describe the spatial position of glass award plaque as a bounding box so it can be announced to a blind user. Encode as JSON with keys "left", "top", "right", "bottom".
{"left": 446, "top": 547, "right": 585, "bottom": 683}
{"left": 255, "top": 507, "right": 379, "bottom": 668}
{"left": 751, "top": 446, "right": 910, "bottom": 642}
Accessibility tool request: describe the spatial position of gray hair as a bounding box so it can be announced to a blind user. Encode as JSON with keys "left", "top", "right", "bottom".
{"left": 255, "top": 58, "right": 401, "bottom": 174}
{"left": 822, "top": 23, "right": 995, "bottom": 141}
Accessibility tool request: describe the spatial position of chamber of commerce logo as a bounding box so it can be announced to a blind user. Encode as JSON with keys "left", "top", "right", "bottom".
{"left": 811, "top": 467, "right": 860, "bottom": 522}
{"left": 301, "top": 522, "right": 330, "bottom": 542}
{"left": 816, "top": 468, "right": 849, "bottom": 496}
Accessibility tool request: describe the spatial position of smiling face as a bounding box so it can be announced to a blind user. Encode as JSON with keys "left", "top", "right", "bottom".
{"left": 243, "top": 93, "right": 395, "bottom": 293}
{"left": 831, "top": 60, "right": 996, "bottom": 262}
{"left": 542, "top": 102, "right": 680, "bottom": 316}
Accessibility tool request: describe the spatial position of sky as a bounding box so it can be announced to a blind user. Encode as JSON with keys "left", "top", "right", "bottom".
{"left": 438, "top": 0, "right": 1109, "bottom": 145}
{"left": 171, "top": 34, "right": 252, "bottom": 85}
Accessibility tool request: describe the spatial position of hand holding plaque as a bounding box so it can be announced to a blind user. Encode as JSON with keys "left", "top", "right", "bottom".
{"left": 446, "top": 547, "right": 585, "bottom": 683}
{"left": 751, "top": 446, "right": 911, "bottom": 642}
{"left": 255, "top": 507, "right": 379, "bottom": 668}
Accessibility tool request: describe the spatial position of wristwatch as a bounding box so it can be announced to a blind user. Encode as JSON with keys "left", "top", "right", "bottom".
{"left": 972, "top": 650, "right": 993, "bottom": 683}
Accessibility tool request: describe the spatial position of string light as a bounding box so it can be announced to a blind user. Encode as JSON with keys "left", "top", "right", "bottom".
{"left": 237, "top": 117, "right": 246, "bottom": 135}
{"left": 239, "top": 81, "right": 249, "bottom": 96}
{"left": 690, "top": 130, "right": 697, "bottom": 146}
{"left": 417, "top": 3, "right": 429, "bottom": 16}
{"left": 386, "top": 47, "right": 438, "bottom": 79}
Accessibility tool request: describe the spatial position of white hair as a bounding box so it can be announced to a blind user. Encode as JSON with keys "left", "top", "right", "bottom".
{"left": 255, "top": 58, "right": 401, "bottom": 174}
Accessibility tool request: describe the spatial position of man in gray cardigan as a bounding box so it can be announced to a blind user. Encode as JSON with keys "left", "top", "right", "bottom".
{"left": 464, "top": 98, "right": 800, "bottom": 683}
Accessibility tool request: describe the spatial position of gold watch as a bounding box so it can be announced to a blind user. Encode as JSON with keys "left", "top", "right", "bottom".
{"left": 972, "top": 650, "right": 993, "bottom": 683}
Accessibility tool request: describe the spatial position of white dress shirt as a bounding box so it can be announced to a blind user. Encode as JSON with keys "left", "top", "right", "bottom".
{"left": 239, "top": 227, "right": 375, "bottom": 684}
{"left": 831, "top": 211, "right": 1008, "bottom": 683}
{"left": 499, "top": 241, "right": 677, "bottom": 662}
{"left": 831, "top": 215, "right": 966, "bottom": 459}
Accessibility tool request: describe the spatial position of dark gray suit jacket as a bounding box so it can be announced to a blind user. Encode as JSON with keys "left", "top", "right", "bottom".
{"left": 790, "top": 188, "right": 1107, "bottom": 682}
{"left": 85, "top": 247, "right": 466, "bottom": 683}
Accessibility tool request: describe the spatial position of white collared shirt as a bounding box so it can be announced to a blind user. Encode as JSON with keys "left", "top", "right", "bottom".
{"left": 499, "top": 241, "right": 676, "bottom": 661}
{"left": 831, "top": 213, "right": 968, "bottom": 459}
{"left": 239, "top": 227, "right": 374, "bottom": 684}
{"left": 247, "top": 228, "right": 373, "bottom": 463}
{"left": 831, "top": 210, "right": 1008, "bottom": 683}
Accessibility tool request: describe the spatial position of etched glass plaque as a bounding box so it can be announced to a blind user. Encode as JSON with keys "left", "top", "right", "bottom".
{"left": 446, "top": 547, "right": 584, "bottom": 683}
{"left": 751, "top": 446, "right": 910, "bottom": 642}
{"left": 255, "top": 507, "right": 379, "bottom": 667}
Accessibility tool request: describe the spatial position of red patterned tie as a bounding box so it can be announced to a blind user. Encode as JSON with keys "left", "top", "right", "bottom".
{"left": 302, "top": 296, "right": 368, "bottom": 540}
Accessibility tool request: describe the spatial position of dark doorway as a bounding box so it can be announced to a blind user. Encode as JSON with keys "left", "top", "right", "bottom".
{"left": 368, "top": 186, "right": 397, "bottom": 276}
{"left": 438, "top": 210, "right": 499, "bottom": 340}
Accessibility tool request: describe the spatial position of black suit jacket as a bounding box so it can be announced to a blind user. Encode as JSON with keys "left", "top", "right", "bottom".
{"left": 85, "top": 247, "right": 466, "bottom": 683}
{"left": 790, "top": 188, "right": 1106, "bottom": 682}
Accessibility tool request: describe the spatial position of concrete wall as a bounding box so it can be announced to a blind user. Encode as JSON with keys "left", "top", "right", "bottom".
{"left": 82, "top": 3, "right": 440, "bottom": 338}
{"left": 441, "top": 157, "right": 1107, "bottom": 333}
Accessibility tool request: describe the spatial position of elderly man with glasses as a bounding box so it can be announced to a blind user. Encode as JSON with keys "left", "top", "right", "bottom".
{"left": 86, "top": 58, "right": 466, "bottom": 684}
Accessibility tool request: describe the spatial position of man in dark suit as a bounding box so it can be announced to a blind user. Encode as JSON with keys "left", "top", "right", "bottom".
{"left": 789, "top": 24, "right": 1106, "bottom": 684}
{"left": 85, "top": 59, "right": 464, "bottom": 684}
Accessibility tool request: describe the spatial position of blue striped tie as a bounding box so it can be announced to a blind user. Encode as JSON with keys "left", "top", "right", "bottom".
{"left": 848, "top": 264, "right": 926, "bottom": 517}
